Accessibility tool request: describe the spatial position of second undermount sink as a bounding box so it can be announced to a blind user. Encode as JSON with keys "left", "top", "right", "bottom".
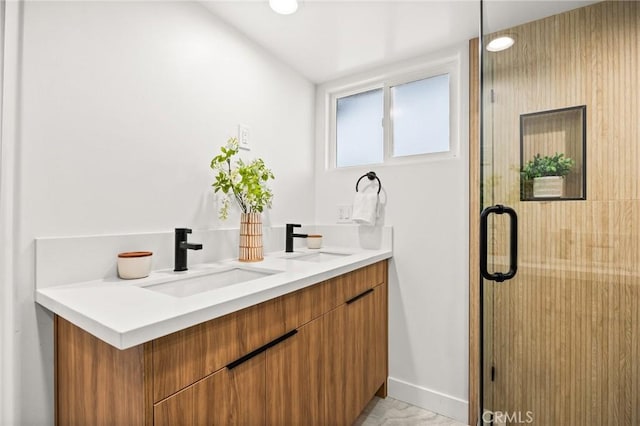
{"left": 287, "top": 251, "right": 352, "bottom": 263}
{"left": 142, "top": 267, "right": 278, "bottom": 298}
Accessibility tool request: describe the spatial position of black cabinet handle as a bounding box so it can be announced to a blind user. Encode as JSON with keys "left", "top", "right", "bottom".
{"left": 226, "top": 329, "right": 298, "bottom": 370}
{"left": 480, "top": 204, "right": 518, "bottom": 283}
{"left": 346, "top": 288, "right": 374, "bottom": 305}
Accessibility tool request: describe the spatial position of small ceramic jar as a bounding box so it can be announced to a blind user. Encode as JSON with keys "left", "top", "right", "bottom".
{"left": 117, "top": 251, "right": 153, "bottom": 279}
{"left": 306, "top": 235, "right": 323, "bottom": 249}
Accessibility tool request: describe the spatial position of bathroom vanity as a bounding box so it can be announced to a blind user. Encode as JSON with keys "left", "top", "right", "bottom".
{"left": 46, "top": 250, "right": 389, "bottom": 425}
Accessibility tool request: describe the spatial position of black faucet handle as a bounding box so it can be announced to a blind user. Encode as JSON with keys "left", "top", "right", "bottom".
{"left": 175, "top": 227, "right": 192, "bottom": 233}
{"left": 286, "top": 223, "right": 302, "bottom": 230}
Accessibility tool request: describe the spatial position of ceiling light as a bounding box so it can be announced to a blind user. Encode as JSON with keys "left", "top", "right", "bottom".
{"left": 269, "top": 0, "right": 298, "bottom": 15}
{"left": 486, "top": 36, "right": 515, "bottom": 52}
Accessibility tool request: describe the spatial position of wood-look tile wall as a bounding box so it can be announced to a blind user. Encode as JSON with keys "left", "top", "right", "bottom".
{"left": 477, "top": 2, "right": 640, "bottom": 424}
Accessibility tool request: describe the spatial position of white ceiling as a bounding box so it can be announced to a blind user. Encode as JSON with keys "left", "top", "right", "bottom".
{"left": 202, "top": 1, "right": 599, "bottom": 83}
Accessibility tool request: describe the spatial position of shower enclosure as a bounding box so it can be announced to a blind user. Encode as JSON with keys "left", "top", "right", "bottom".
{"left": 478, "top": 1, "right": 640, "bottom": 424}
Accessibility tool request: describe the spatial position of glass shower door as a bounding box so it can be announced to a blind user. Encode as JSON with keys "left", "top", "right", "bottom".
{"left": 480, "top": 1, "right": 640, "bottom": 425}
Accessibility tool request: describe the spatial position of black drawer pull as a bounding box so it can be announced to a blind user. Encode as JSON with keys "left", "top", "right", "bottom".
{"left": 226, "top": 329, "right": 298, "bottom": 370}
{"left": 346, "top": 288, "right": 374, "bottom": 305}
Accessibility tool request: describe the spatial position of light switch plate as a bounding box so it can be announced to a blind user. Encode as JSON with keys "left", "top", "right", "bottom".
{"left": 337, "top": 204, "right": 352, "bottom": 223}
{"left": 238, "top": 124, "right": 250, "bottom": 151}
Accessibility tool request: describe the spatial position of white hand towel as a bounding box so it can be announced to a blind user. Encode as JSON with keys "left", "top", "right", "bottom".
{"left": 352, "top": 192, "right": 379, "bottom": 225}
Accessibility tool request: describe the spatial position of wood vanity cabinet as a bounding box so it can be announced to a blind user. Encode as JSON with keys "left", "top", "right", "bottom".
{"left": 55, "top": 260, "right": 388, "bottom": 426}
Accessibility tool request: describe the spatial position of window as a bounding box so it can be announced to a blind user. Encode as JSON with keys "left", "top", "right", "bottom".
{"left": 336, "top": 88, "right": 383, "bottom": 168}
{"left": 328, "top": 57, "right": 458, "bottom": 168}
{"left": 391, "top": 74, "right": 450, "bottom": 157}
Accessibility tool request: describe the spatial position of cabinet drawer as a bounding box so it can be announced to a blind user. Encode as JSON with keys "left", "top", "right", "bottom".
{"left": 152, "top": 311, "right": 239, "bottom": 402}
{"left": 309, "top": 261, "right": 387, "bottom": 318}
{"left": 340, "top": 261, "right": 386, "bottom": 303}
{"left": 152, "top": 283, "right": 316, "bottom": 402}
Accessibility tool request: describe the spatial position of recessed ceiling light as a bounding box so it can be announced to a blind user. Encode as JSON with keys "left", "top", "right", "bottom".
{"left": 269, "top": 0, "right": 298, "bottom": 15}
{"left": 486, "top": 36, "right": 515, "bottom": 52}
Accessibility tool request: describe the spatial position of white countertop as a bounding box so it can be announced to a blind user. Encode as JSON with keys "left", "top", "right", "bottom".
{"left": 36, "top": 246, "right": 392, "bottom": 349}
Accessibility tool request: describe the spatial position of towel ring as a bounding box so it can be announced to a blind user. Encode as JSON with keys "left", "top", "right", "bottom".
{"left": 355, "top": 171, "right": 382, "bottom": 194}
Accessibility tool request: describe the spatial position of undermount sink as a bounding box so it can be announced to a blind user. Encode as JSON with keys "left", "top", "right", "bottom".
{"left": 287, "top": 251, "right": 352, "bottom": 263}
{"left": 143, "top": 267, "right": 277, "bottom": 298}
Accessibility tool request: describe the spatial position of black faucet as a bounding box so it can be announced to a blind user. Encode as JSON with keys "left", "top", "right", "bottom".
{"left": 285, "top": 223, "right": 308, "bottom": 253}
{"left": 174, "top": 228, "right": 203, "bottom": 271}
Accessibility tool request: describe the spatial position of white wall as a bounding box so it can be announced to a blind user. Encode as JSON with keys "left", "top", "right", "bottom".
{"left": 314, "top": 45, "right": 470, "bottom": 422}
{"left": 8, "top": 1, "right": 315, "bottom": 423}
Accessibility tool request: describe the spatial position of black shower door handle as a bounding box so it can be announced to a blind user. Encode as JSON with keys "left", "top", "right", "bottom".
{"left": 480, "top": 204, "right": 518, "bottom": 282}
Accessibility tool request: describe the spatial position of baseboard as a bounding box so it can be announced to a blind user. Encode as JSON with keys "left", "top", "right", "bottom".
{"left": 387, "top": 377, "right": 469, "bottom": 424}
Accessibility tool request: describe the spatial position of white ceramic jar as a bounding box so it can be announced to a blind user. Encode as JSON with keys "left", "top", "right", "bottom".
{"left": 117, "top": 251, "right": 153, "bottom": 279}
{"left": 306, "top": 235, "right": 323, "bottom": 249}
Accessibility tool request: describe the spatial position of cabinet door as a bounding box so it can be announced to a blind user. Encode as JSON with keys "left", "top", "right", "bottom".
{"left": 344, "top": 284, "right": 387, "bottom": 422}
{"left": 266, "top": 318, "right": 325, "bottom": 426}
{"left": 193, "top": 353, "right": 266, "bottom": 426}
{"left": 323, "top": 282, "right": 388, "bottom": 425}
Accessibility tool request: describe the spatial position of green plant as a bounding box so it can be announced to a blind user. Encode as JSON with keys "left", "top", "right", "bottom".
{"left": 210, "top": 138, "right": 275, "bottom": 220}
{"left": 522, "top": 152, "right": 574, "bottom": 180}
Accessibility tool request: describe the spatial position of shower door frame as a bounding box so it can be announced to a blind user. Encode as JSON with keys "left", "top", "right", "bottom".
{"left": 468, "top": 36, "right": 482, "bottom": 426}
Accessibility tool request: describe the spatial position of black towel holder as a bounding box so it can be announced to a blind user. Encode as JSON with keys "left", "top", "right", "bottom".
{"left": 355, "top": 171, "right": 382, "bottom": 194}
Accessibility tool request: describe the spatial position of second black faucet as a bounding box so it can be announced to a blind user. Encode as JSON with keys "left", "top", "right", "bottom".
{"left": 285, "top": 223, "right": 308, "bottom": 252}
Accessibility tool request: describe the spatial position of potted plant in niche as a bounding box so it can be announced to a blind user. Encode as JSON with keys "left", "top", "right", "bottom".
{"left": 211, "top": 137, "right": 274, "bottom": 262}
{"left": 522, "top": 152, "right": 575, "bottom": 198}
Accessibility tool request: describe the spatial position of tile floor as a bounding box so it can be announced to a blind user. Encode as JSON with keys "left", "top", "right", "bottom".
{"left": 354, "top": 397, "right": 468, "bottom": 426}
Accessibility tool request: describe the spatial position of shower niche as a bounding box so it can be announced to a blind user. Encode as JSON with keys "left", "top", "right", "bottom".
{"left": 520, "top": 105, "right": 586, "bottom": 201}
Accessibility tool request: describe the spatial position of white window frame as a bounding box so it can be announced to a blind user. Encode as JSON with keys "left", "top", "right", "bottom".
{"left": 326, "top": 54, "right": 460, "bottom": 169}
